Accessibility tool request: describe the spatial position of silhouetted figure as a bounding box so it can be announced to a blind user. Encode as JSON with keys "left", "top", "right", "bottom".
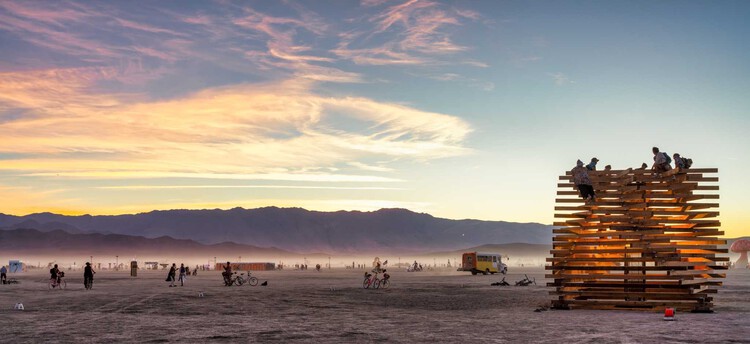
{"left": 261, "top": 281, "right": 268, "bottom": 286}
{"left": 50, "top": 264, "right": 60, "bottom": 283}
{"left": 179, "top": 264, "right": 187, "bottom": 286}
{"left": 84, "top": 262, "right": 95, "bottom": 290}
{"left": 167, "top": 263, "right": 176, "bottom": 287}
{"left": 222, "top": 262, "right": 232, "bottom": 286}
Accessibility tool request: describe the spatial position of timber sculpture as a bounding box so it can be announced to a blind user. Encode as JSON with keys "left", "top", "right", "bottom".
{"left": 549, "top": 166, "right": 726, "bottom": 312}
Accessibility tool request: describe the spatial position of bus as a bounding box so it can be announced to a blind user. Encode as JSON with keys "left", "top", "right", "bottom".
{"left": 460, "top": 252, "right": 507, "bottom": 275}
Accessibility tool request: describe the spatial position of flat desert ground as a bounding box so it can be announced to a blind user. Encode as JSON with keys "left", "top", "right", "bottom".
{"left": 1, "top": 267, "right": 749, "bottom": 343}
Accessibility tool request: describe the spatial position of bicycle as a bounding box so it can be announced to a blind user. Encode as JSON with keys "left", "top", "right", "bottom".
{"left": 49, "top": 274, "right": 66, "bottom": 290}
{"left": 226, "top": 272, "right": 244, "bottom": 286}
{"left": 362, "top": 272, "right": 381, "bottom": 289}
{"left": 84, "top": 276, "right": 93, "bottom": 290}
{"left": 243, "top": 272, "right": 259, "bottom": 286}
{"left": 379, "top": 275, "right": 390, "bottom": 289}
{"left": 515, "top": 274, "right": 536, "bottom": 286}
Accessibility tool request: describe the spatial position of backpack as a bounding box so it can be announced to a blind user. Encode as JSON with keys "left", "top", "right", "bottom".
{"left": 663, "top": 152, "right": 672, "bottom": 165}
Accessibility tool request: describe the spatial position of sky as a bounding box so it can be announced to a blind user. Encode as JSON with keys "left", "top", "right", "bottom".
{"left": 0, "top": 0, "right": 748, "bottom": 238}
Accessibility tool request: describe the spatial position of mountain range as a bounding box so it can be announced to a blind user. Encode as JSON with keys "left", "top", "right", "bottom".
{"left": 0, "top": 207, "right": 553, "bottom": 253}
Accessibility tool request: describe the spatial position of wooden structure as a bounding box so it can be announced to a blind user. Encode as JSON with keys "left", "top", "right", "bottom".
{"left": 549, "top": 167, "right": 727, "bottom": 312}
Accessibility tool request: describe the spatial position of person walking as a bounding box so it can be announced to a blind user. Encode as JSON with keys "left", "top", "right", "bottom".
{"left": 178, "top": 263, "right": 187, "bottom": 286}
{"left": 0, "top": 265, "right": 7, "bottom": 284}
{"left": 167, "top": 263, "right": 177, "bottom": 287}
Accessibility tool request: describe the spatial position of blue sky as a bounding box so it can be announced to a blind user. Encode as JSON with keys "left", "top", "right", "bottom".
{"left": 0, "top": 0, "right": 748, "bottom": 237}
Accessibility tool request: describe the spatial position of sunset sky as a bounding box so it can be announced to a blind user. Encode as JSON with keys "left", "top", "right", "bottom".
{"left": 0, "top": 1, "right": 748, "bottom": 238}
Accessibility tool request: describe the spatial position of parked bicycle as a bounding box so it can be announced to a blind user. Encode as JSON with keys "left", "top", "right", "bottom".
{"left": 491, "top": 277, "right": 510, "bottom": 286}
{"left": 234, "top": 272, "right": 259, "bottom": 286}
{"left": 515, "top": 274, "right": 536, "bottom": 286}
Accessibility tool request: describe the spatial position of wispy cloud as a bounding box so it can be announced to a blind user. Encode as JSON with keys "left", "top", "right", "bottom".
{"left": 0, "top": 73, "right": 471, "bottom": 181}
{"left": 550, "top": 72, "right": 574, "bottom": 86}
{"left": 333, "top": 0, "right": 482, "bottom": 66}
{"left": 95, "top": 185, "right": 403, "bottom": 190}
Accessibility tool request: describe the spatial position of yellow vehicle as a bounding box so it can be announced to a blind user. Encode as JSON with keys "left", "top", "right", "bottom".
{"left": 460, "top": 252, "right": 507, "bottom": 275}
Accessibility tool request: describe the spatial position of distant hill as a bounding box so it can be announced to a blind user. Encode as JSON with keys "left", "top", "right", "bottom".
{"left": 0, "top": 207, "right": 553, "bottom": 253}
{"left": 0, "top": 228, "right": 295, "bottom": 258}
{"left": 423, "top": 243, "right": 550, "bottom": 258}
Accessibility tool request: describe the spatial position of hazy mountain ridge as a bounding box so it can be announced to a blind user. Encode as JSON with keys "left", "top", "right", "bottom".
{"left": 0, "top": 228, "right": 294, "bottom": 257}
{"left": 0, "top": 207, "right": 553, "bottom": 252}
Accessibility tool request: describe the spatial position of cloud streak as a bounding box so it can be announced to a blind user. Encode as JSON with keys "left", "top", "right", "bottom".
{"left": 0, "top": 72, "right": 471, "bottom": 182}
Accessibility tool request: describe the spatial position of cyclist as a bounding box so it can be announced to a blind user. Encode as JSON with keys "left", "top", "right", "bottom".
{"left": 84, "top": 262, "right": 95, "bottom": 290}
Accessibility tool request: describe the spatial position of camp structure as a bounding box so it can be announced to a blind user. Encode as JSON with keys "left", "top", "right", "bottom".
{"left": 9, "top": 260, "right": 25, "bottom": 273}
{"left": 549, "top": 166, "right": 727, "bottom": 312}
{"left": 215, "top": 262, "right": 275, "bottom": 271}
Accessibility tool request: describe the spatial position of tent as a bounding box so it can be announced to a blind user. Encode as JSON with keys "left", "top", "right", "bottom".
{"left": 9, "top": 260, "right": 24, "bottom": 273}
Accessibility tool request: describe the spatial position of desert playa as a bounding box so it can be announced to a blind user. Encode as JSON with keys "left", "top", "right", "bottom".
{"left": 1, "top": 267, "right": 749, "bottom": 343}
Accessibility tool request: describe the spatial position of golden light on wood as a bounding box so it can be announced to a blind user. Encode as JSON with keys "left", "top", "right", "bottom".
{"left": 548, "top": 167, "right": 726, "bottom": 312}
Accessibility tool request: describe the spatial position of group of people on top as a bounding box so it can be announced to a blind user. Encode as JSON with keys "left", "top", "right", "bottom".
{"left": 571, "top": 146, "right": 694, "bottom": 202}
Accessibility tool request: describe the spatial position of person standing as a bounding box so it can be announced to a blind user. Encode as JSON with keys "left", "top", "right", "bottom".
{"left": 222, "top": 261, "right": 232, "bottom": 286}
{"left": 84, "top": 262, "right": 95, "bottom": 290}
{"left": 572, "top": 159, "right": 596, "bottom": 202}
{"left": 178, "top": 264, "right": 187, "bottom": 286}
{"left": 0, "top": 265, "right": 7, "bottom": 284}
{"left": 167, "top": 263, "right": 177, "bottom": 287}
{"left": 50, "top": 264, "right": 61, "bottom": 284}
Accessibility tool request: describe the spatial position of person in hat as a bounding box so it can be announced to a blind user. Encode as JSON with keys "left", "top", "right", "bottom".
{"left": 585, "top": 157, "right": 599, "bottom": 171}
{"left": 572, "top": 159, "right": 596, "bottom": 202}
{"left": 84, "top": 262, "right": 95, "bottom": 290}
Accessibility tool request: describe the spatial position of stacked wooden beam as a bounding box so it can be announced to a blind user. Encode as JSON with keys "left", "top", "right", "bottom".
{"left": 548, "top": 167, "right": 727, "bottom": 312}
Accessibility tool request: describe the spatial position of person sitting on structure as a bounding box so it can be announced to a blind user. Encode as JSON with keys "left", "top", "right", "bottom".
{"left": 673, "top": 153, "right": 693, "bottom": 170}
{"left": 651, "top": 146, "right": 672, "bottom": 173}
{"left": 585, "top": 157, "right": 599, "bottom": 171}
{"left": 673, "top": 153, "right": 685, "bottom": 169}
{"left": 572, "top": 159, "right": 596, "bottom": 202}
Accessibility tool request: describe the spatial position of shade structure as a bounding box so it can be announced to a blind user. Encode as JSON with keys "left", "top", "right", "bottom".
{"left": 549, "top": 167, "right": 727, "bottom": 312}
